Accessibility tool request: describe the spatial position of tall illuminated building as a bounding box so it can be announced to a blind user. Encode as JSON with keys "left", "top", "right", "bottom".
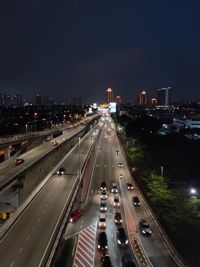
{"left": 139, "top": 90, "right": 147, "bottom": 105}
{"left": 157, "top": 87, "right": 172, "bottom": 106}
{"left": 151, "top": 97, "right": 157, "bottom": 105}
{"left": 35, "top": 94, "right": 42, "bottom": 106}
{"left": 106, "top": 88, "right": 113, "bottom": 103}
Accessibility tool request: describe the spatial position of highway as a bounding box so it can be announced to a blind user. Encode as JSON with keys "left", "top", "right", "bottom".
{"left": 65, "top": 115, "right": 180, "bottom": 267}
{"left": 0, "top": 128, "right": 96, "bottom": 267}
{"left": 0, "top": 122, "right": 88, "bottom": 190}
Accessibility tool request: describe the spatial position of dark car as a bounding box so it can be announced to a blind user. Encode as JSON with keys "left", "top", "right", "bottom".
{"left": 117, "top": 227, "right": 128, "bottom": 247}
{"left": 15, "top": 158, "right": 24, "bottom": 166}
{"left": 139, "top": 219, "right": 152, "bottom": 236}
{"left": 114, "top": 212, "right": 122, "bottom": 224}
{"left": 98, "top": 232, "right": 108, "bottom": 251}
{"left": 101, "top": 181, "right": 107, "bottom": 191}
{"left": 69, "top": 209, "right": 81, "bottom": 222}
{"left": 114, "top": 196, "right": 120, "bottom": 207}
{"left": 118, "top": 162, "right": 123, "bottom": 168}
{"left": 122, "top": 256, "right": 136, "bottom": 267}
{"left": 111, "top": 183, "right": 118, "bottom": 193}
{"left": 127, "top": 183, "right": 134, "bottom": 190}
{"left": 101, "top": 254, "right": 112, "bottom": 267}
{"left": 132, "top": 196, "right": 141, "bottom": 206}
{"left": 57, "top": 167, "right": 65, "bottom": 175}
{"left": 100, "top": 201, "right": 107, "bottom": 212}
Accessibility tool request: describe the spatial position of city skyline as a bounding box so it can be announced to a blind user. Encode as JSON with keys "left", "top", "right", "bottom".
{"left": 1, "top": 1, "right": 200, "bottom": 103}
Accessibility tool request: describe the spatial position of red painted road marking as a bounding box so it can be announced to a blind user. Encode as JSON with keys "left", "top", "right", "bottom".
{"left": 73, "top": 222, "right": 97, "bottom": 267}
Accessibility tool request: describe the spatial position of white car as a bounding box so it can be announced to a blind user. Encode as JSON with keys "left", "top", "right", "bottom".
{"left": 111, "top": 183, "right": 118, "bottom": 193}
{"left": 101, "top": 191, "right": 107, "bottom": 200}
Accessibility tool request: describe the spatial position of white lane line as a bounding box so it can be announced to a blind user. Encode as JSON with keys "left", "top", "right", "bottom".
{"left": 26, "top": 235, "right": 30, "bottom": 241}
{"left": 10, "top": 261, "right": 14, "bottom": 267}
{"left": 18, "top": 247, "right": 23, "bottom": 253}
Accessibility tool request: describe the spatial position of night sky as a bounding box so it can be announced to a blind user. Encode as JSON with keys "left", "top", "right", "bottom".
{"left": 0, "top": 0, "right": 200, "bottom": 103}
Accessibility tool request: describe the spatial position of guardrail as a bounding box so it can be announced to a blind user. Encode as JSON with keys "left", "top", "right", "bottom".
{"left": 44, "top": 125, "right": 99, "bottom": 267}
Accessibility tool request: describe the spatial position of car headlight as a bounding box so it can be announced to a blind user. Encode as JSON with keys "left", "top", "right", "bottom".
{"left": 98, "top": 245, "right": 100, "bottom": 249}
{"left": 70, "top": 218, "right": 73, "bottom": 222}
{"left": 105, "top": 246, "right": 108, "bottom": 249}
{"left": 120, "top": 219, "right": 122, "bottom": 222}
{"left": 142, "top": 230, "right": 146, "bottom": 234}
{"left": 125, "top": 240, "right": 128, "bottom": 244}
{"left": 118, "top": 240, "right": 121, "bottom": 244}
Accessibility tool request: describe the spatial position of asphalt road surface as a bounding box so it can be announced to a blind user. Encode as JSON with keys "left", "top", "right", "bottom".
{"left": 0, "top": 130, "right": 95, "bottom": 267}
{"left": 65, "top": 115, "right": 180, "bottom": 267}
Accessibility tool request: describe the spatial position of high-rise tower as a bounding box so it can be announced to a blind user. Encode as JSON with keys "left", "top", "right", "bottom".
{"left": 139, "top": 90, "right": 147, "bottom": 105}
{"left": 106, "top": 88, "right": 113, "bottom": 103}
{"left": 157, "top": 87, "right": 172, "bottom": 106}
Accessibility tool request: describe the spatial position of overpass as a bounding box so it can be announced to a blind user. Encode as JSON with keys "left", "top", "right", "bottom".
{"left": 0, "top": 120, "right": 100, "bottom": 267}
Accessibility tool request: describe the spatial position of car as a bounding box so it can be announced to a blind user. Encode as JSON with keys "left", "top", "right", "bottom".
{"left": 15, "top": 158, "right": 24, "bottom": 166}
{"left": 116, "top": 150, "right": 119, "bottom": 155}
{"left": 118, "top": 162, "right": 123, "bottom": 168}
{"left": 101, "top": 254, "right": 112, "bottom": 267}
{"left": 114, "top": 212, "right": 122, "bottom": 224}
{"left": 117, "top": 227, "right": 129, "bottom": 247}
{"left": 56, "top": 167, "right": 65, "bottom": 175}
{"left": 99, "top": 214, "right": 106, "bottom": 228}
{"left": 122, "top": 256, "right": 136, "bottom": 267}
{"left": 114, "top": 196, "right": 120, "bottom": 207}
{"left": 132, "top": 196, "right": 141, "bottom": 206}
{"left": 101, "top": 191, "right": 107, "bottom": 200}
{"left": 69, "top": 209, "right": 81, "bottom": 222}
{"left": 139, "top": 219, "right": 152, "bottom": 236}
{"left": 98, "top": 232, "right": 108, "bottom": 251}
{"left": 52, "top": 140, "right": 58, "bottom": 146}
{"left": 127, "top": 183, "right": 134, "bottom": 190}
{"left": 101, "top": 181, "right": 107, "bottom": 191}
{"left": 111, "top": 183, "right": 118, "bottom": 193}
{"left": 100, "top": 201, "right": 107, "bottom": 212}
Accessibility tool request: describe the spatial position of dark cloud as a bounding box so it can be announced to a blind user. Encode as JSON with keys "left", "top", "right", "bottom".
{"left": 0, "top": 0, "right": 200, "bottom": 102}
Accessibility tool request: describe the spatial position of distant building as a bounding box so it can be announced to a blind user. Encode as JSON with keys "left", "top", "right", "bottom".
{"left": 106, "top": 88, "right": 113, "bottom": 103}
{"left": 139, "top": 90, "right": 147, "bottom": 105}
{"left": 151, "top": 97, "right": 157, "bottom": 105}
{"left": 35, "top": 94, "right": 42, "bottom": 106}
{"left": 0, "top": 94, "right": 11, "bottom": 107}
{"left": 73, "top": 96, "right": 82, "bottom": 106}
{"left": 44, "top": 95, "right": 50, "bottom": 105}
{"left": 157, "top": 87, "right": 172, "bottom": 106}
{"left": 13, "top": 94, "right": 23, "bottom": 107}
{"left": 115, "top": 95, "right": 122, "bottom": 104}
{"left": 174, "top": 117, "right": 200, "bottom": 129}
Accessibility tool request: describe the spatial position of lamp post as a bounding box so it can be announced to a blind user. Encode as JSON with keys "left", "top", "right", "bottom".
{"left": 78, "top": 137, "right": 81, "bottom": 179}
{"left": 160, "top": 165, "right": 164, "bottom": 177}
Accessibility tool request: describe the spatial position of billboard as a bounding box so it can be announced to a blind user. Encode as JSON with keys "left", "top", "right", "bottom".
{"left": 109, "top": 102, "right": 116, "bottom": 113}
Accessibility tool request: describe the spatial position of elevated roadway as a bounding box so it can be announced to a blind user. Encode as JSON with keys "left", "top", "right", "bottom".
{"left": 0, "top": 126, "right": 98, "bottom": 267}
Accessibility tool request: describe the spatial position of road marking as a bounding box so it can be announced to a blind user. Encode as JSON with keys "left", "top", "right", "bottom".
{"left": 18, "top": 247, "right": 23, "bottom": 253}
{"left": 9, "top": 261, "right": 14, "bottom": 267}
{"left": 26, "top": 235, "right": 30, "bottom": 241}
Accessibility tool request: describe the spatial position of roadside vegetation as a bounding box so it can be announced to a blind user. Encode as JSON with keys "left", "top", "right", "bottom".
{"left": 114, "top": 114, "right": 200, "bottom": 267}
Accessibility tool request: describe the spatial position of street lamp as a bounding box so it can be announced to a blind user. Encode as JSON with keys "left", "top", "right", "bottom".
{"left": 78, "top": 137, "right": 81, "bottom": 178}
{"left": 160, "top": 165, "right": 164, "bottom": 177}
{"left": 25, "top": 124, "right": 28, "bottom": 133}
{"left": 190, "top": 188, "right": 197, "bottom": 195}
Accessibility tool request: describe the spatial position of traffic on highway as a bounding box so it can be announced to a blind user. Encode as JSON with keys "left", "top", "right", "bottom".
{"left": 64, "top": 115, "right": 180, "bottom": 267}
